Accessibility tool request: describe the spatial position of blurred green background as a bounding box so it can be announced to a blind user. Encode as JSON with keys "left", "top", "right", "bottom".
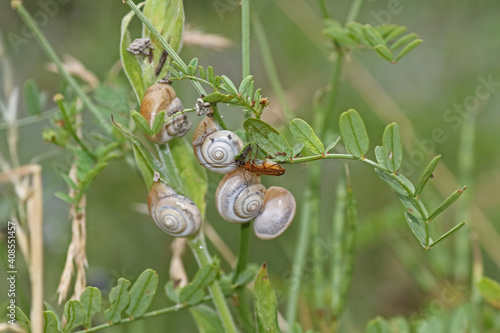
{"left": 1, "top": 0, "right": 499, "bottom": 332}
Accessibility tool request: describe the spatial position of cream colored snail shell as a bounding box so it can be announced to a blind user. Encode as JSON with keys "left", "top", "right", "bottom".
{"left": 148, "top": 182, "right": 202, "bottom": 237}
{"left": 253, "top": 186, "right": 296, "bottom": 240}
{"left": 192, "top": 117, "right": 244, "bottom": 174}
{"left": 215, "top": 169, "right": 266, "bottom": 223}
{"left": 140, "top": 83, "right": 191, "bottom": 144}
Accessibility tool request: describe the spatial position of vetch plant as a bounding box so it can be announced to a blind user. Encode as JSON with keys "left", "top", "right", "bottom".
{"left": 4, "top": 0, "right": 500, "bottom": 333}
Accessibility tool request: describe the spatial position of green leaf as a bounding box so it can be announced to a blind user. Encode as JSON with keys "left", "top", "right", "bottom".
{"left": 374, "top": 146, "right": 388, "bottom": 169}
{"left": 189, "top": 304, "right": 225, "bottom": 333}
{"left": 151, "top": 110, "right": 166, "bottom": 135}
{"left": 43, "top": 311, "right": 59, "bottom": 333}
{"left": 366, "top": 316, "right": 391, "bottom": 333}
{"left": 143, "top": 0, "right": 185, "bottom": 82}
{"left": 203, "top": 92, "right": 225, "bottom": 103}
{"left": 207, "top": 66, "right": 215, "bottom": 83}
{"left": 168, "top": 138, "right": 208, "bottom": 217}
{"left": 164, "top": 280, "right": 180, "bottom": 303}
{"left": 244, "top": 118, "right": 293, "bottom": 158}
{"left": 80, "top": 287, "right": 102, "bottom": 328}
{"left": 234, "top": 264, "right": 259, "bottom": 287}
{"left": 384, "top": 26, "right": 408, "bottom": 41}
{"left": 428, "top": 187, "right": 466, "bottom": 222}
{"left": 126, "top": 269, "right": 158, "bottom": 318}
{"left": 292, "top": 143, "right": 304, "bottom": 157}
{"left": 324, "top": 136, "right": 341, "bottom": 153}
{"left": 63, "top": 300, "right": 86, "bottom": 332}
{"left": 374, "top": 168, "right": 415, "bottom": 196}
{"left": 15, "top": 306, "right": 31, "bottom": 333}
{"left": 339, "top": 109, "right": 369, "bottom": 158}
{"left": 363, "top": 24, "right": 387, "bottom": 47}
{"left": 394, "top": 39, "right": 423, "bottom": 62}
{"left": 120, "top": 7, "right": 145, "bottom": 102}
{"left": 54, "top": 192, "right": 77, "bottom": 205}
{"left": 405, "top": 212, "right": 427, "bottom": 247}
{"left": 477, "top": 277, "right": 500, "bottom": 309}
{"left": 131, "top": 110, "right": 154, "bottom": 136}
{"left": 396, "top": 193, "right": 428, "bottom": 221}
{"left": 112, "top": 117, "right": 167, "bottom": 188}
{"left": 180, "top": 262, "right": 219, "bottom": 306}
{"left": 428, "top": 222, "right": 465, "bottom": 249}
{"left": 220, "top": 75, "right": 238, "bottom": 95}
{"left": 188, "top": 57, "right": 199, "bottom": 69}
{"left": 382, "top": 123, "right": 403, "bottom": 172}
{"left": 415, "top": 155, "right": 441, "bottom": 197}
{"left": 44, "top": 302, "right": 62, "bottom": 332}
{"left": 390, "top": 32, "right": 419, "bottom": 50}
{"left": 239, "top": 75, "right": 254, "bottom": 94}
{"left": 198, "top": 66, "right": 206, "bottom": 79}
{"left": 289, "top": 118, "right": 324, "bottom": 155}
{"left": 254, "top": 263, "right": 280, "bottom": 332}
{"left": 23, "top": 79, "right": 44, "bottom": 115}
{"left": 60, "top": 174, "right": 78, "bottom": 190}
{"left": 104, "top": 278, "right": 131, "bottom": 324}
{"left": 374, "top": 45, "right": 393, "bottom": 62}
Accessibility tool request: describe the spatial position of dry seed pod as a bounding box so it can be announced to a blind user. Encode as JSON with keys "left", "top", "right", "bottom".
{"left": 253, "top": 186, "right": 296, "bottom": 240}
{"left": 140, "top": 83, "right": 191, "bottom": 144}
{"left": 192, "top": 117, "right": 243, "bottom": 174}
{"left": 215, "top": 169, "right": 266, "bottom": 223}
{"left": 148, "top": 182, "right": 202, "bottom": 237}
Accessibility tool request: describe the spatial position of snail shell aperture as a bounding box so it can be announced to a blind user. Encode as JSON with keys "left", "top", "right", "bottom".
{"left": 215, "top": 169, "right": 266, "bottom": 223}
{"left": 148, "top": 182, "right": 202, "bottom": 237}
{"left": 193, "top": 117, "right": 244, "bottom": 174}
{"left": 140, "top": 83, "right": 192, "bottom": 144}
{"left": 253, "top": 186, "right": 296, "bottom": 240}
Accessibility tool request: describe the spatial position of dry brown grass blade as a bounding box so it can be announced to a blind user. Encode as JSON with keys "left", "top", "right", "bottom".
{"left": 184, "top": 26, "right": 232, "bottom": 51}
{"left": 203, "top": 221, "right": 237, "bottom": 267}
{"left": 0, "top": 164, "right": 43, "bottom": 333}
{"left": 46, "top": 54, "right": 99, "bottom": 89}
{"left": 170, "top": 237, "right": 188, "bottom": 288}
{"left": 56, "top": 164, "right": 88, "bottom": 304}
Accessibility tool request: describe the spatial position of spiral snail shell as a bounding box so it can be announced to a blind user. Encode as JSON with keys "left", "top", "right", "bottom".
{"left": 253, "top": 186, "right": 296, "bottom": 240}
{"left": 140, "top": 83, "right": 192, "bottom": 144}
{"left": 148, "top": 181, "right": 202, "bottom": 237}
{"left": 215, "top": 169, "right": 266, "bottom": 223}
{"left": 192, "top": 117, "right": 244, "bottom": 174}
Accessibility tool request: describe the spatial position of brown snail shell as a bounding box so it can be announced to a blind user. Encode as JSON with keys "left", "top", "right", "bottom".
{"left": 140, "top": 83, "right": 191, "bottom": 144}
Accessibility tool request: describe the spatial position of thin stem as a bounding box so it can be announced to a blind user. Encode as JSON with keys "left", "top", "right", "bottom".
{"left": 241, "top": 0, "right": 251, "bottom": 79}
{"left": 55, "top": 97, "right": 96, "bottom": 159}
{"left": 344, "top": 0, "right": 366, "bottom": 25}
{"left": 322, "top": 47, "right": 343, "bottom": 137}
{"left": 427, "top": 222, "right": 466, "bottom": 250}
{"left": 252, "top": 12, "right": 293, "bottom": 121}
{"left": 188, "top": 233, "right": 238, "bottom": 333}
{"left": 0, "top": 109, "right": 57, "bottom": 131}
{"left": 286, "top": 163, "right": 316, "bottom": 325}
{"left": 14, "top": 4, "right": 109, "bottom": 130}
{"left": 316, "top": 0, "right": 330, "bottom": 19}
{"left": 74, "top": 296, "right": 212, "bottom": 333}
{"left": 233, "top": 223, "right": 251, "bottom": 283}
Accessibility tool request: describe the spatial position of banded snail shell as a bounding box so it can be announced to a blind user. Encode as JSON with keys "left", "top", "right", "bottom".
{"left": 148, "top": 182, "right": 202, "bottom": 237}
{"left": 215, "top": 169, "right": 266, "bottom": 223}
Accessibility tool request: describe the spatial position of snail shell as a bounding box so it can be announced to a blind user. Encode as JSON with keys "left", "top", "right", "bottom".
{"left": 148, "top": 182, "right": 202, "bottom": 237}
{"left": 253, "top": 186, "right": 296, "bottom": 240}
{"left": 140, "top": 83, "right": 192, "bottom": 144}
{"left": 215, "top": 169, "right": 266, "bottom": 223}
{"left": 193, "top": 117, "right": 244, "bottom": 174}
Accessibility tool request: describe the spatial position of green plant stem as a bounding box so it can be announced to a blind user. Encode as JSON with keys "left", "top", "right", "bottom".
{"left": 427, "top": 222, "right": 466, "bottom": 250}
{"left": 74, "top": 296, "right": 212, "bottom": 333}
{"left": 322, "top": 47, "right": 343, "bottom": 137}
{"left": 55, "top": 99, "right": 96, "bottom": 159}
{"left": 124, "top": 0, "right": 227, "bottom": 130}
{"left": 189, "top": 233, "right": 238, "bottom": 333}
{"left": 344, "top": 0, "right": 366, "bottom": 25}
{"left": 286, "top": 164, "right": 316, "bottom": 325}
{"left": 252, "top": 12, "right": 293, "bottom": 121}
{"left": 233, "top": 223, "right": 251, "bottom": 283}
{"left": 242, "top": 0, "right": 251, "bottom": 79}
{"left": 14, "top": 4, "right": 108, "bottom": 130}
{"left": 317, "top": 0, "right": 330, "bottom": 19}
